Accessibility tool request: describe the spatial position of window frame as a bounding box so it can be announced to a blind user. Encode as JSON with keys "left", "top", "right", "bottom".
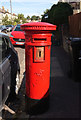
{"left": 1, "top": 35, "right": 12, "bottom": 63}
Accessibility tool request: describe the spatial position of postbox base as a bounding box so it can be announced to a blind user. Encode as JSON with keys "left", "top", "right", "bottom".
{"left": 25, "top": 94, "right": 50, "bottom": 115}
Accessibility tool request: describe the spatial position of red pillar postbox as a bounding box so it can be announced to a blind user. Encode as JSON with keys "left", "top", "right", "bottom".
{"left": 21, "top": 22, "right": 56, "bottom": 114}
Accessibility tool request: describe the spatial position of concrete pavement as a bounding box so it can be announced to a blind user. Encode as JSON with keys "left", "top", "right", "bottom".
{"left": 14, "top": 46, "right": 25, "bottom": 94}
{"left": 3, "top": 45, "right": 81, "bottom": 119}
{"left": 30, "top": 45, "right": 80, "bottom": 119}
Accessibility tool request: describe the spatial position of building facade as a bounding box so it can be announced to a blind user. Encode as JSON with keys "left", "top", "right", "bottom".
{"left": 0, "top": 6, "right": 18, "bottom": 25}
{"left": 59, "top": 0, "right": 81, "bottom": 14}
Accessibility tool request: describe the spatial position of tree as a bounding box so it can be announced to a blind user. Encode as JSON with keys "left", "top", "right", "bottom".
{"left": 22, "top": 18, "right": 27, "bottom": 24}
{"left": 27, "top": 16, "right": 31, "bottom": 20}
{"left": 18, "top": 14, "right": 24, "bottom": 20}
{"left": 41, "top": 9, "right": 49, "bottom": 22}
{"left": 41, "top": 2, "right": 73, "bottom": 46}
{"left": 31, "top": 15, "right": 40, "bottom": 21}
{"left": 44, "top": 9, "right": 49, "bottom": 14}
{"left": 17, "top": 14, "right": 26, "bottom": 24}
{"left": 42, "top": 2, "right": 73, "bottom": 25}
{"left": 31, "top": 15, "right": 37, "bottom": 20}
{"left": 13, "top": 18, "right": 20, "bottom": 24}
{"left": 2, "top": 15, "right": 13, "bottom": 25}
{"left": 35, "top": 16, "right": 40, "bottom": 20}
{"left": 2, "top": 15, "right": 8, "bottom": 25}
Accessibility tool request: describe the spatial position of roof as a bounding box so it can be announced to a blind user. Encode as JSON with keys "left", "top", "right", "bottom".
{"left": 0, "top": 7, "right": 17, "bottom": 16}
{"left": 59, "top": 0, "right": 80, "bottom": 2}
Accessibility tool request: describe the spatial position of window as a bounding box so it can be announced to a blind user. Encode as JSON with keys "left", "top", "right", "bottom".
{"left": 70, "top": 2, "right": 80, "bottom": 10}
{"left": 2, "top": 37, "right": 11, "bottom": 61}
{"left": 14, "top": 25, "right": 22, "bottom": 31}
{"left": 6, "top": 25, "right": 12, "bottom": 27}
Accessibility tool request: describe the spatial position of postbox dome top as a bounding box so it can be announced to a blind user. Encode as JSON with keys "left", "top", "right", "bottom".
{"left": 21, "top": 22, "right": 56, "bottom": 31}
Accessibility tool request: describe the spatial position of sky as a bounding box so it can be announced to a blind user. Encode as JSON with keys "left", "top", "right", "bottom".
{"left": 0, "top": 0, "right": 58, "bottom": 17}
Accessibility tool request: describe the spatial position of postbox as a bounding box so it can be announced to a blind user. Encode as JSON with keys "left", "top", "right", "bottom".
{"left": 21, "top": 22, "right": 56, "bottom": 114}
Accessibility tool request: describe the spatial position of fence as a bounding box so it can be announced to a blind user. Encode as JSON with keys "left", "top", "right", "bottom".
{"left": 69, "top": 12, "right": 81, "bottom": 37}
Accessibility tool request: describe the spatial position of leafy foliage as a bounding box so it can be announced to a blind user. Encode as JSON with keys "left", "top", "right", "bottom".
{"left": 31, "top": 15, "right": 40, "bottom": 20}
{"left": 41, "top": 9, "right": 49, "bottom": 22}
{"left": 2, "top": 13, "right": 41, "bottom": 25}
{"left": 27, "top": 16, "right": 31, "bottom": 20}
{"left": 2, "top": 15, "right": 10, "bottom": 25}
{"left": 14, "top": 18, "right": 20, "bottom": 24}
{"left": 43, "top": 9, "right": 49, "bottom": 15}
{"left": 18, "top": 14, "right": 27, "bottom": 24}
{"left": 18, "top": 14, "right": 24, "bottom": 20}
{"left": 42, "top": 2, "right": 73, "bottom": 25}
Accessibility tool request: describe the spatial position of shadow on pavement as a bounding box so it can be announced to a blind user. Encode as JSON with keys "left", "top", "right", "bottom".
{"left": 2, "top": 72, "right": 29, "bottom": 120}
{"left": 14, "top": 45, "right": 25, "bottom": 49}
{"left": 29, "top": 46, "right": 81, "bottom": 119}
{"left": 2, "top": 46, "right": 81, "bottom": 119}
